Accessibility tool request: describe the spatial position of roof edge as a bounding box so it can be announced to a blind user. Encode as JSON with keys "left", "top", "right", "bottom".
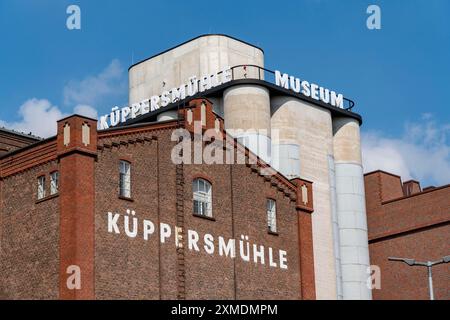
{"left": 0, "top": 136, "right": 56, "bottom": 160}
{"left": 364, "top": 169, "right": 402, "bottom": 179}
{"left": 0, "top": 127, "right": 42, "bottom": 141}
{"left": 381, "top": 183, "right": 450, "bottom": 205}
{"left": 128, "top": 34, "right": 264, "bottom": 71}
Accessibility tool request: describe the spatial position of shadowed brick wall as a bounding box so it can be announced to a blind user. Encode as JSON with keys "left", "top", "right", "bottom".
{"left": 365, "top": 170, "right": 450, "bottom": 300}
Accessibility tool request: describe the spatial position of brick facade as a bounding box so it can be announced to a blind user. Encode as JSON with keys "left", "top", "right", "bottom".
{"left": 0, "top": 99, "right": 316, "bottom": 300}
{"left": 0, "top": 161, "right": 59, "bottom": 299}
{"left": 365, "top": 170, "right": 450, "bottom": 300}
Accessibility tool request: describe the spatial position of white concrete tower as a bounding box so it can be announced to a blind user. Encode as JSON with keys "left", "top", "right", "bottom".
{"left": 128, "top": 34, "right": 264, "bottom": 121}
{"left": 223, "top": 85, "right": 271, "bottom": 162}
{"left": 270, "top": 97, "right": 339, "bottom": 300}
{"left": 332, "top": 117, "right": 372, "bottom": 300}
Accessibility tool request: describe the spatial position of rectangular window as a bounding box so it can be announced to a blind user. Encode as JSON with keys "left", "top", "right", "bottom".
{"left": 119, "top": 160, "right": 131, "bottom": 198}
{"left": 267, "top": 199, "right": 277, "bottom": 233}
{"left": 193, "top": 179, "right": 212, "bottom": 217}
{"left": 37, "top": 176, "right": 46, "bottom": 200}
{"left": 50, "top": 171, "right": 59, "bottom": 195}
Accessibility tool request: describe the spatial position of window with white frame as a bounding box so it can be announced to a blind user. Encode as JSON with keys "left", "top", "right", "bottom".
{"left": 119, "top": 160, "right": 131, "bottom": 198}
{"left": 193, "top": 178, "right": 212, "bottom": 217}
{"left": 267, "top": 199, "right": 277, "bottom": 233}
{"left": 37, "top": 176, "right": 46, "bottom": 200}
{"left": 50, "top": 171, "right": 59, "bottom": 195}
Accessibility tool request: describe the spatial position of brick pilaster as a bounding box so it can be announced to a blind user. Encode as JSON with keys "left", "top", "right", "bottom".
{"left": 57, "top": 115, "right": 97, "bottom": 300}
{"left": 291, "top": 178, "right": 316, "bottom": 300}
{"left": 180, "top": 98, "right": 221, "bottom": 134}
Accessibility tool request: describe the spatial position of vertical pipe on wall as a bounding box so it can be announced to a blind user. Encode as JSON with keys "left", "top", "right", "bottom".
{"left": 332, "top": 117, "right": 372, "bottom": 300}
{"left": 156, "top": 138, "right": 162, "bottom": 300}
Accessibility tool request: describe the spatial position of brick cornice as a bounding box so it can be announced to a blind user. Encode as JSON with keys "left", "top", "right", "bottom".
{"left": 98, "top": 121, "right": 178, "bottom": 139}
{"left": 97, "top": 135, "right": 157, "bottom": 151}
{"left": 369, "top": 218, "right": 450, "bottom": 242}
{"left": 364, "top": 169, "right": 402, "bottom": 178}
{"left": 381, "top": 184, "right": 450, "bottom": 205}
{"left": 0, "top": 140, "right": 57, "bottom": 178}
{"left": 57, "top": 147, "right": 98, "bottom": 159}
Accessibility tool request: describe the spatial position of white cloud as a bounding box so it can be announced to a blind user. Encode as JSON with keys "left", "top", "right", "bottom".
{"left": 0, "top": 98, "right": 66, "bottom": 138}
{"left": 362, "top": 115, "right": 450, "bottom": 186}
{"left": 0, "top": 59, "right": 125, "bottom": 139}
{"left": 74, "top": 104, "right": 98, "bottom": 119}
{"left": 63, "top": 59, "right": 125, "bottom": 106}
{"left": 0, "top": 101, "right": 100, "bottom": 139}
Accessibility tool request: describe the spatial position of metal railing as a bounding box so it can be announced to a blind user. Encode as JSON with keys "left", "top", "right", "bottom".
{"left": 220, "top": 64, "right": 355, "bottom": 111}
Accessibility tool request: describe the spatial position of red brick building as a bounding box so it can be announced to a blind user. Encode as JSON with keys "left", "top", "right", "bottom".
{"left": 365, "top": 170, "right": 450, "bottom": 300}
{"left": 0, "top": 127, "right": 41, "bottom": 156}
{"left": 0, "top": 99, "right": 316, "bottom": 300}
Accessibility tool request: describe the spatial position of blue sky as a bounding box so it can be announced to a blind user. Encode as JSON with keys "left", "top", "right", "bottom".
{"left": 0, "top": 0, "right": 449, "bottom": 186}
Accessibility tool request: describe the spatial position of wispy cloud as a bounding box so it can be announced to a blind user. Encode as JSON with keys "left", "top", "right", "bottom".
{"left": 74, "top": 104, "right": 98, "bottom": 119}
{"left": 362, "top": 114, "right": 450, "bottom": 186}
{"left": 0, "top": 59, "right": 123, "bottom": 138}
{"left": 63, "top": 59, "right": 126, "bottom": 107}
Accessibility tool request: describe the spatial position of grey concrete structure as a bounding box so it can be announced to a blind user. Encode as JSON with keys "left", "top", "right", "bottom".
{"left": 129, "top": 35, "right": 264, "bottom": 105}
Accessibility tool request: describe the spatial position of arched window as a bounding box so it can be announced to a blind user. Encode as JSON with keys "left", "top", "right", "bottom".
{"left": 193, "top": 178, "right": 212, "bottom": 217}
{"left": 119, "top": 160, "right": 131, "bottom": 198}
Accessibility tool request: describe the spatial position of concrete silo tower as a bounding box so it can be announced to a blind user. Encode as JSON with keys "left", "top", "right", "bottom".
{"left": 224, "top": 85, "right": 271, "bottom": 162}
{"left": 332, "top": 118, "right": 372, "bottom": 300}
{"left": 270, "top": 99, "right": 371, "bottom": 300}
